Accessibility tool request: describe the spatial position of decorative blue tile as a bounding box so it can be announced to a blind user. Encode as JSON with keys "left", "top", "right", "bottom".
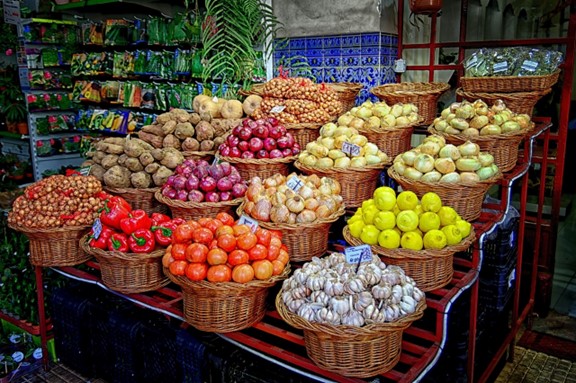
{"left": 381, "top": 34, "right": 398, "bottom": 46}
{"left": 323, "top": 56, "right": 341, "bottom": 66}
{"left": 342, "top": 34, "right": 361, "bottom": 47}
{"left": 381, "top": 47, "right": 394, "bottom": 56}
{"left": 380, "top": 55, "right": 393, "bottom": 66}
{"left": 361, "top": 46, "right": 379, "bottom": 56}
{"left": 343, "top": 47, "right": 362, "bottom": 56}
{"left": 361, "top": 55, "right": 379, "bottom": 66}
{"left": 311, "top": 67, "right": 324, "bottom": 83}
{"left": 326, "top": 48, "right": 342, "bottom": 56}
{"left": 306, "top": 37, "right": 323, "bottom": 49}
{"left": 291, "top": 48, "right": 306, "bottom": 57}
{"left": 323, "top": 36, "right": 341, "bottom": 48}
{"left": 309, "top": 57, "right": 322, "bottom": 67}
{"left": 289, "top": 38, "right": 305, "bottom": 50}
{"left": 361, "top": 33, "right": 380, "bottom": 47}
{"left": 380, "top": 67, "right": 397, "bottom": 85}
{"left": 341, "top": 67, "right": 359, "bottom": 82}
{"left": 343, "top": 56, "right": 360, "bottom": 66}
{"left": 324, "top": 67, "right": 340, "bottom": 83}
{"left": 274, "top": 38, "right": 289, "bottom": 52}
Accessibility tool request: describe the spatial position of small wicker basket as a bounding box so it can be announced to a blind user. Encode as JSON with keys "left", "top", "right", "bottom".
{"left": 275, "top": 293, "right": 426, "bottom": 378}
{"left": 237, "top": 202, "right": 345, "bottom": 262}
{"left": 370, "top": 82, "right": 450, "bottom": 125}
{"left": 181, "top": 150, "right": 215, "bottom": 162}
{"left": 358, "top": 120, "right": 421, "bottom": 160}
{"left": 81, "top": 234, "right": 169, "bottom": 294}
{"left": 387, "top": 167, "right": 501, "bottom": 222}
{"left": 8, "top": 223, "right": 92, "bottom": 267}
{"left": 164, "top": 265, "right": 290, "bottom": 333}
{"left": 343, "top": 226, "right": 476, "bottom": 292}
{"left": 456, "top": 87, "right": 551, "bottom": 116}
{"left": 327, "top": 82, "right": 363, "bottom": 112}
{"left": 154, "top": 190, "right": 242, "bottom": 221}
{"left": 284, "top": 122, "right": 323, "bottom": 148}
{"left": 294, "top": 161, "right": 388, "bottom": 209}
{"left": 104, "top": 186, "right": 168, "bottom": 215}
{"left": 217, "top": 155, "right": 296, "bottom": 181}
{"left": 460, "top": 70, "right": 560, "bottom": 93}
{"left": 428, "top": 124, "right": 533, "bottom": 173}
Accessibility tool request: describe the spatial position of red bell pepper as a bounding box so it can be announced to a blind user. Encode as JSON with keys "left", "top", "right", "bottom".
{"left": 151, "top": 221, "right": 177, "bottom": 247}
{"left": 151, "top": 212, "right": 171, "bottom": 226}
{"left": 120, "top": 209, "right": 152, "bottom": 235}
{"left": 100, "top": 197, "right": 132, "bottom": 230}
{"left": 89, "top": 225, "right": 114, "bottom": 250}
{"left": 128, "top": 228, "right": 156, "bottom": 253}
{"left": 107, "top": 232, "right": 129, "bottom": 252}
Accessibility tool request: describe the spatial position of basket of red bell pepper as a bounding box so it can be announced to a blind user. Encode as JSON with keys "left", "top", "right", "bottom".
{"left": 81, "top": 195, "right": 184, "bottom": 294}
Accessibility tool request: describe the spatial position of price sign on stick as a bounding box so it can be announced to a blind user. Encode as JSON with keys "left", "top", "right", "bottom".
{"left": 286, "top": 175, "right": 303, "bottom": 192}
{"left": 238, "top": 214, "right": 259, "bottom": 232}
{"left": 345, "top": 245, "right": 373, "bottom": 266}
{"left": 342, "top": 141, "right": 361, "bottom": 157}
{"left": 270, "top": 105, "right": 286, "bottom": 113}
{"left": 92, "top": 218, "right": 103, "bottom": 239}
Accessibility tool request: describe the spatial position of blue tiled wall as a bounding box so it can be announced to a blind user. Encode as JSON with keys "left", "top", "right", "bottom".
{"left": 273, "top": 32, "right": 398, "bottom": 105}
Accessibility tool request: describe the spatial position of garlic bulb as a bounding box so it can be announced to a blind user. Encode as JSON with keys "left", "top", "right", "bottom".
{"left": 341, "top": 311, "right": 365, "bottom": 327}
{"left": 310, "top": 290, "right": 330, "bottom": 306}
{"left": 297, "top": 303, "right": 318, "bottom": 322}
{"left": 324, "top": 278, "right": 345, "bottom": 296}
{"left": 353, "top": 291, "right": 374, "bottom": 312}
{"left": 287, "top": 298, "right": 306, "bottom": 312}
{"left": 330, "top": 296, "right": 350, "bottom": 315}
{"left": 316, "top": 307, "right": 341, "bottom": 325}
{"left": 293, "top": 268, "right": 308, "bottom": 285}
{"left": 391, "top": 285, "right": 403, "bottom": 304}
{"left": 372, "top": 283, "right": 392, "bottom": 300}
{"left": 343, "top": 276, "right": 365, "bottom": 294}
{"left": 306, "top": 274, "right": 326, "bottom": 291}
{"left": 290, "top": 285, "right": 310, "bottom": 300}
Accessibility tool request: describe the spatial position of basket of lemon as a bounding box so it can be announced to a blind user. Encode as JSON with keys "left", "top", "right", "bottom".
{"left": 343, "top": 187, "right": 476, "bottom": 292}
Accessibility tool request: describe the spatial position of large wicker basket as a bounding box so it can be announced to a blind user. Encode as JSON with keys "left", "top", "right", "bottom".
{"left": 343, "top": 226, "right": 476, "bottom": 292}
{"left": 217, "top": 155, "right": 295, "bottom": 181}
{"left": 428, "top": 125, "right": 533, "bottom": 173}
{"left": 294, "top": 161, "right": 388, "bottom": 209}
{"left": 370, "top": 82, "right": 450, "bottom": 125}
{"left": 104, "top": 186, "right": 168, "bottom": 215}
{"left": 460, "top": 69, "right": 560, "bottom": 93}
{"left": 327, "top": 82, "right": 363, "bottom": 112}
{"left": 237, "top": 202, "right": 345, "bottom": 262}
{"left": 358, "top": 123, "right": 419, "bottom": 160}
{"left": 81, "top": 234, "right": 169, "bottom": 294}
{"left": 8, "top": 223, "right": 92, "bottom": 267}
{"left": 181, "top": 150, "right": 215, "bottom": 162}
{"left": 154, "top": 190, "right": 242, "bottom": 221}
{"left": 387, "top": 167, "right": 501, "bottom": 222}
{"left": 164, "top": 265, "right": 290, "bottom": 333}
{"left": 276, "top": 293, "right": 426, "bottom": 378}
{"left": 456, "top": 87, "right": 551, "bottom": 116}
{"left": 284, "top": 122, "right": 323, "bottom": 148}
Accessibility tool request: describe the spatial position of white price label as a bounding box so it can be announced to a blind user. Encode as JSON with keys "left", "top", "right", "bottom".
{"left": 212, "top": 156, "right": 221, "bottom": 166}
{"left": 521, "top": 60, "right": 538, "bottom": 72}
{"left": 286, "top": 175, "right": 304, "bottom": 192}
{"left": 9, "top": 334, "right": 21, "bottom": 344}
{"left": 79, "top": 166, "right": 91, "bottom": 176}
{"left": 33, "top": 348, "right": 43, "bottom": 360}
{"left": 92, "top": 218, "right": 103, "bottom": 239}
{"left": 345, "top": 245, "right": 373, "bottom": 265}
{"left": 493, "top": 61, "right": 508, "bottom": 73}
{"left": 12, "top": 351, "right": 24, "bottom": 363}
{"left": 238, "top": 215, "right": 259, "bottom": 232}
{"left": 341, "top": 141, "right": 361, "bottom": 157}
{"left": 270, "top": 105, "right": 286, "bottom": 114}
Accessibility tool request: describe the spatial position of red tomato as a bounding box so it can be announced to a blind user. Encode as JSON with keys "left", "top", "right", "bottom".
{"left": 276, "top": 248, "right": 290, "bottom": 265}
{"left": 162, "top": 252, "right": 174, "bottom": 268}
{"left": 269, "top": 236, "right": 282, "bottom": 249}
{"left": 185, "top": 243, "right": 208, "bottom": 263}
{"left": 197, "top": 217, "right": 212, "bottom": 227}
{"left": 209, "top": 239, "right": 219, "bottom": 249}
{"left": 232, "top": 224, "right": 251, "bottom": 237}
{"left": 248, "top": 243, "right": 268, "bottom": 261}
{"left": 217, "top": 234, "right": 236, "bottom": 253}
{"left": 255, "top": 227, "right": 272, "bottom": 247}
{"left": 269, "top": 229, "right": 283, "bottom": 239}
{"left": 173, "top": 223, "right": 195, "bottom": 243}
{"left": 215, "top": 225, "right": 234, "bottom": 238}
{"left": 169, "top": 260, "right": 188, "bottom": 276}
{"left": 207, "top": 248, "right": 228, "bottom": 265}
{"left": 271, "top": 260, "right": 285, "bottom": 276}
{"left": 227, "top": 249, "right": 249, "bottom": 266}
{"left": 232, "top": 264, "right": 255, "bottom": 283}
{"left": 171, "top": 243, "right": 188, "bottom": 260}
{"left": 252, "top": 260, "right": 273, "bottom": 280}
{"left": 185, "top": 220, "right": 202, "bottom": 230}
{"left": 237, "top": 232, "right": 257, "bottom": 250}
{"left": 185, "top": 263, "right": 208, "bottom": 281}
{"left": 204, "top": 218, "right": 223, "bottom": 234}
{"left": 266, "top": 245, "right": 280, "bottom": 261}
{"left": 193, "top": 227, "right": 214, "bottom": 244}
{"left": 207, "top": 264, "right": 232, "bottom": 282}
{"left": 216, "top": 212, "right": 235, "bottom": 226}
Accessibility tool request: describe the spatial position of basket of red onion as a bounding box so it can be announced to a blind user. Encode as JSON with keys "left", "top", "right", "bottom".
{"left": 155, "top": 159, "right": 248, "bottom": 220}
{"left": 217, "top": 118, "right": 300, "bottom": 180}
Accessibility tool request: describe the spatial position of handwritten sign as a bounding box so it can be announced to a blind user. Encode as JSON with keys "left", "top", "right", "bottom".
{"left": 345, "top": 245, "right": 372, "bottom": 265}
{"left": 270, "top": 105, "right": 286, "bottom": 114}
{"left": 238, "top": 214, "right": 259, "bottom": 232}
{"left": 341, "top": 141, "right": 361, "bottom": 157}
{"left": 92, "top": 218, "right": 103, "bottom": 239}
{"left": 286, "top": 175, "right": 303, "bottom": 192}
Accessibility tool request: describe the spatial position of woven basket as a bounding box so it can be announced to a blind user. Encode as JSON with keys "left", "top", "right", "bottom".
{"left": 460, "top": 70, "right": 561, "bottom": 93}
{"left": 276, "top": 292, "right": 426, "bottom": 377}
{"left": 387, "top": 167, "right": 500, "bottom": 222}
{"left": 164, "top": 265, "right": 290, "bottom": 332}
{"left": 343, "top": 226, "right": 476, "bottom": 292}
{"left": 456, "top": 87, "right": 552, "bottom": 116}
{"left": 428, "top": 124, "right": 533, "bottom": 173}
{"left": 104, "top": 186, "right": 168, "bottom": 215}
{"left": 181, "top": 150, "right": 215, "bottom": 162}
{"left": 8, "top": 223, "right": 92, "bottom": 267}
{"left": 81, "top": 234, "right": 169, "bottom": 294}
{"left": 327, "top": 82, "right": 363, "bottom": 112}
{"left": 237, "top": 202, "right": 345, "bottom": 262}
{"left": 154, "top": 190, "right": 242, "bottom": 221}
{"left": 294, "top": 161, "right": 388, "bottom": 209}
{"left": 217, "top": 155, "right": 295, "bottom": 181}
{"left": 284, "top": 122, "right": 323, "bottom": 148}
{"left": 358, "top": 118, "right": 423, "bottom": 159}
{"left": 370, "top": 82, "right": 450, "bottom": 125}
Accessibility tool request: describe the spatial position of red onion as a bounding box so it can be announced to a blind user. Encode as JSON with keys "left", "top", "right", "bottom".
{"left": 291, "top": 146, "right": 300, "bottom": 155}
{"left": 216, "top": 176, "right": 233, "bottom": 192}
{"left": 276, "top": 136, "right": 291, "bottom": 149}
{"left": 285, "top": 132, "right": 295, "bottom": 147}
{"left": 219, "top": 145, "right": 231, "bottom": 157}
{"left": 278, "top": 125, "right": 287, "bottom": 136}
{"left": 183, "top": 159, "right": 196, "bottom": 168}
{"left": 199, "top": 176, "right": 217, "bottom": 192}
{"left": 177, "top": 190, "right": 189, "bottom": 201}
{"left": 208, "top": 164, "right": 224, "bottom": 180}
{"left": 249, "top": 137, "right": 264, "bottom": 152}
{"left": 227, "top": 134, "right": 240, "bottom": 148}
{"left": 205, "top": 191, "right": 220, "bottom": 203}
{"left": 220, "top": 162, "right": 232, "bottom": 176}
{"left": 269, "top": 149, "right": 284, "bottom": 159}
{"left": 256, "top": 149, "right": 269, "bottom": 159}
{"left": 263, "top": 137, "right": 276, "bottom": 152}
{"left": 268, "top": 125, "right": 282, "bottom": 139}
{"left": 231, "top": 183, "right": 247, "bottom": 198}
{"left": 228, "top": 171, "right": 242, "bottom": 185}
{"left": 238, "top": 127, "right": 252, "bottom": 141}
{"left": 173, "top": 175, "right": 188, "bottom": 191}
{"left": 185, "top": 174, "right": 200, "bottom": 191}
{"left": 267, "top": 117, "right": 279, "bottom": 127}
{"left": 229, "top": 147, "right": 241, "bottom": 158}
{"left": 165, "top": 175, "right": 176, "bottom": 187}
{"left": 232, "top": 124, "right": 243, "bottom": 136}
{"left": 197, "top": 160, "right": 210, "bottom": 168}
{"left": 162, "top": 186, "right": 177, "bottom": 199}
{"left": 219, "top": 191, "right": 233, "bottom": 201}
{"left": 246, "top": 119, "right": 258, "bottom": 130}
{"left": 188, "top": 190, "right": 204, "bottom": 202}
{"left": 193, "top": 163, "right": 210, "bottom": 180}
{"left": 238, "top": 140, "right": 249, "bottom": 152}
{"left": 241, "top": 151, "right": 255, "bottom": 159}
{"left": 253, "top": 125, "right": 269, "bottom": 139}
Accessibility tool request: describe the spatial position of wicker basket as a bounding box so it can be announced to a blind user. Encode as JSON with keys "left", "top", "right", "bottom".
{"left": 237, "top": 202, "right": 345, "bottom": 262}
{"left": 284, "top": 122, "right": 323, "bottom": 148}
{"left": 370, "top": 82, "right": 450, "bottom": 125}
{"left": 327, "top": 82, "right": 363, "bottom": 112}
{"left": 456, "top": 87, "right": 552, "bottom": 116}
{"left": 181, "top": 150, "right": 215, "bottom": 162}
{"left": 217, "top": 155, "right": 295, "bottom": 181}
{"left": 164, "top": 265, "right": 290, "bottom": 332}
{"left": 81, "top": 234, "right": 169, "bottom": 294}
{"left": 460, "top": 70, "right": 561, "bottom": 93}
{"left": 358, "top": 123, "right": 420, "bottom": 160}
{"left": 276, "top": 292, "right": 426, "bottom": 377}
{"left": 343, "top": 226, "right": 476, "bottom": 292}
{"left": 294, "top": 161, "right": 388, "bottom": 209}
{"left": 8, "top": 223, "right": 92, "bottom": 267}
{"left": 428, "top": 124, "right": 533, "bottom": 173}
{"left": 387, "top": 167, "right": 500, "bottom": 222}
{"left": 104, "top": 186, "right": 168, "bottom": 215}
{"left": 154, "top": 190, "right": 242, "bottom": 221}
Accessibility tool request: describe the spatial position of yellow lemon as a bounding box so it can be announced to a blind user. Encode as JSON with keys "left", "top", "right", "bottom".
{"left": 455, "top": 219, "right": 472, "bottom": 238}
{"left": 421, "top": 192, "right": 443, "bottom": 213}
{"left": 423, "top": 229, "right": 448, "bottom": 250}
{"left": 373, "top": 186, "right": 397, "bottom": 211}
{"left": 442, "top": 224, "right": 463, "bottom": 246}
{"left": 378, "top": 229, "right": 401, "bottom": 249}
{"left": 419, "top": 211, "right": 441, "bottom": 232}
{"left": 438, "top": 206, "right": 459, "bottom": 227}
{"left": 396, "top": 190, "right": 419, "bottom": 211}
{"left": 360, "top": 224, "right": 380, "bottom": 245}
{"left": 396, "top": 210, "right": 419, "bottom": 232}
{"left": 373, "top": 211, "right": 396, "bottom": 231}
{"left": 361, "top": 199, "right": 376, "bottom": 211}
{"left": 414, "top": 204, "right": 424, "bottom": 216}
{"left": 401, "top": 231, "right": 423, "bottom": 250}
{"left": 348, "top": 220, "right": 365, "bottom": 238}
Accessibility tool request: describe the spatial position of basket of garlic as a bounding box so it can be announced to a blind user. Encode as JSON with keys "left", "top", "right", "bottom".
{"left": 276, "top": 252, "right": 426, "bottom": 378}
{"left": 295, "top": 122, "right": 390, "bottom": 209}
{"left": 237, "top": 173, "right": 345, "bottom": 262}
{"left": 389, "top": 135, "right": 502, "bottom": 221}
{"left": 428, "top": 99, "right": 535, "bottom": 172}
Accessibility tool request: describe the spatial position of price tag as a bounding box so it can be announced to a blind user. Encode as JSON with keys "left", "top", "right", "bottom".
{"left": 238, "top": 214, "right": 259, "bottom": 232}
{"left": 212, "top": 96, "right": 219, "bottom": 103}
{"left": 212, "top": 156, "right": 221, "bottom": 166}
{"left": 12, "top": 351, "right": 24, "bottom": 363}
{"left": 79, "top": 166, "right": 92, "bottom": 176}
{"left": 286, "top": 175, "right": 303, "bottom": 192}
{"left": 341, "top": 141, "right": 361, "bottom": 157}
{"left": 9, "top": 334, "right": 21, "bottom": 344}
{"left": 521, "top": 60, "right": 538, "bottom": 72}
{"left": 345, "top": 245, "right": 372, "bottom": 265}
{"left": 92, "top": 218, "right": 103, "bottom": 239}
{"left": 493, "top": 61, "right": 508, "bottom": 74}
{"left": 464, "top": 55, "right": 478, "bottom": 69}
{"left": 270, "top": 105, "right": 286, "bottom": 114}
{"left": 33, "top": 348, "right": 43, "bottom": 360}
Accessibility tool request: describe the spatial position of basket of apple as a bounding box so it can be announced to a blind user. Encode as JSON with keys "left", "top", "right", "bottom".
{"left": 343, "top": 187, "right": 476, "bottom": 292}
{"left": 217, "top": 118, "right": 300, "bottom": 181}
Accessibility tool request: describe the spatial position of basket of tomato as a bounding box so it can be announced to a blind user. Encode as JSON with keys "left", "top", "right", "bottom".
{"left": 163, "top": 212, "right": 291, "bottom": 333}
{"left": 81, "top": 196, "right": 180, "bottom": 294}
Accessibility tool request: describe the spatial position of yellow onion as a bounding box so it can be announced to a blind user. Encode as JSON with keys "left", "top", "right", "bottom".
{"left": 380, "top": 114, "right": 396, "bottom": 127}
{"left": 469, "top": 115, "right": 489, "bottom": 130}
{"left": 336, "top": 114, "right": 353, "bottom": 127}
{"left": 458, "top": 141, "right": 480, "bottom": 156}
{"left": 320, "top": 137, "right": 335, "bottom": 150}
{"left": 377, "top": 151, "right": 388, "bottom": 162}
{"left": 334, "top": 126, "right": 353, "bottom": 138}
{"left": 391, "top": 104, "right": 403, "bottom": 117}
{"left": 348, "top": 118, "right": 365, "bottom": 130}
{"left": 366, "top": 116, "right": 381, "bottom": 130}
{"left": 306, "top": 142, "right": 329, "bottom": 158}
{"left": 439, "top": 172, "right": 461, "bottom": 183}
{"left": 462, "top": 128, "right": 480, "bottom": 137}
{"left": 401, "top": 149, "right": 419, "bottom": 166}
{"left": 434, "top": 157, "right": 456, "bottom": 174}
{"left": 299, "top": 153, "right": 318, "bottom": 166}
{"left": 316, "top": 157, "right": 334, "bottom": 168}
{"left": 477, "top": 152, "right": 494, "bottom": 167}
{"left": 350, "top": 157, "right": 367, "bottom": 168}
{"left": 372, "top": 103, "right": 391, "bottom": 117}
{"left": 441, "top": 108, "right": 451, "bottom": 119}
{"left": 350, "top": 134, "right": 368, "bottom": 147}
{"left": 444, "top": 126, "right": 461, "bottom": 134}
{"left": 328, "top": 149, "right": 346, "bottom": 160}
{"left": 402, "top": 104, "right": 413, "bottom": 116}
{"left": 456, "top": 157, "right": 482, "bottom": 172}
{"left": 421, "top": 171, "right": 442, "bottom": 182}
{"left": 491, "top": 99, "right": 507, "bottom": 113}
{"left": 439, "top": 144, "right": 461, "bottom": 160}
{"left": 419, "top": 141, "right": 441, "bottom": 156}
{"left": 455, "top": 103, "right": 475, "bottom": 119}
{"left": 334, "top": 135, "right": 349, "bottom": 149}
{"left": 364, "top": 142, "right": 379, "bottom": 156}
{"left": 460, "top": 172, "right": 480, "bottom": 183}
{"left": 476, "top": 166, "right": 497, "bottom": 180}
{"left": 320, "top": 123, "right": 338, "bottom": 137}
{"left": 404, "top": 166, "right": 423, "bottom": 180}
{"left": 513, "top": 114, "right": 532, "bottom": 130}
{"left": 480, "top": 125, "right": 502, "bottom": 135}
{"left": 365, "top": 154, "right": 382, "bottom": 165}
{"left": 334, "top": 157, "right": 351, "bottom": 168}
{"left": 393, "top": 160, "right": 407, "bottom": 176}
{"left": 501, "top": 121, "right": 521, "bottom": 133}
{"left": 450, "top": 118, "right": 470, "bottom": 131}
{"left": 413, "top": 153, "right": 435, "bottom": 173}
{"left": 424, "top": 134, "right": 446, "bottom": 147}
{"left": 395, "top": 116, "right": 410, "bottom": 126}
